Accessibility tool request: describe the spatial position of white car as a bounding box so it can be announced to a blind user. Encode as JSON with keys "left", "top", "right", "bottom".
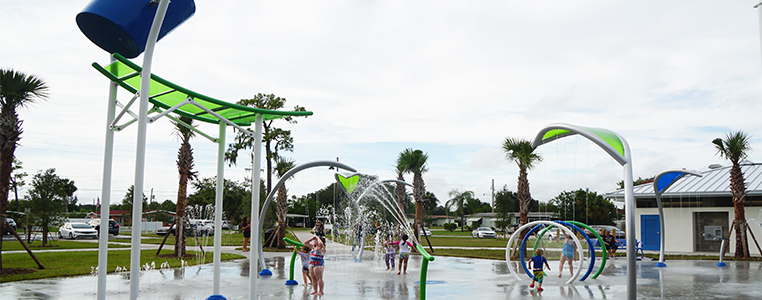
{"left": 423, "top": 227, "right": 432, "bottom": 237}
{"left": 59, "top": 222, "right": 99, "bottom": 239}
{"left": 471, "top": 227, "right": 497, "bottom": 238}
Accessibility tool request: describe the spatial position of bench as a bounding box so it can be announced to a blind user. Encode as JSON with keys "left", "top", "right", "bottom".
{"left": 592, "top": 238, "right": 644, "bottom": 260}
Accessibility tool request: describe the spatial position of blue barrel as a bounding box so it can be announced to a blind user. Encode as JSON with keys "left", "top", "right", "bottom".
{"left": 76, "top": 0, "right": 195, "bottom": 58}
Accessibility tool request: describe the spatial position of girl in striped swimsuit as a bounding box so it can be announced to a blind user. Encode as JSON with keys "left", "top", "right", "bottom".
{"left": 305, "top": 236, "right": 325, "bottom": 295}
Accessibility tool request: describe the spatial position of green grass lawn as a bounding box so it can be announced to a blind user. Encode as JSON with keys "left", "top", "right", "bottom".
{"left": 139, "top": 230, "right": 299, "bottom": 250}
{"left": 1, "top": 249, "right": 244, "bottom": 283}
{"left": 1, "top": 240, "right": 130, "bottom": 251}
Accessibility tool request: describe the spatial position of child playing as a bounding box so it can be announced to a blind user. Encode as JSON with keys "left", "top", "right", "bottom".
{"left": 528, "top": 248, "right": 551, "bottom": 291}
{"left": 383, "top": 235, "right": 396, "bottom": 271}
{"left": 392, "top": 234, "right": 415, "bottom": 275}
{"left": 558, "top": 230, "right": 575, "bottom": 278}
{"left": 295, "top": 245, "right": 312, "bottom": 286}
{"left": 304, "top": 236, "right": 325, "bottom": 295}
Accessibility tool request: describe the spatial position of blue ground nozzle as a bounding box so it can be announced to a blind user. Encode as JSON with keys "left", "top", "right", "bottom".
{"left": 285, "top": 280, "right": 298, "bottom": 285}
{"left": 259, "top": 269, "right": 273, "bottom": 276}
{"left": 655, "top": 262, "right": 667, "bottom": 267}
{"left": 205, "top": 295, "right": 227, "bottom": 300}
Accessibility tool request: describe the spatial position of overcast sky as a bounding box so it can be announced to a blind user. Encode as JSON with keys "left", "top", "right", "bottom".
{"left": 2, "top": 1, "right": 762, "bottom": 210}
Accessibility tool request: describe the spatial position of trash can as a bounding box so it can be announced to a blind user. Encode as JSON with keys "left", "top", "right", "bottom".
{"left": 76, "top": 0, "right": 196, "bottom": 58}
{"left": 263, "top": 228, "right": 274, "bottom": 246}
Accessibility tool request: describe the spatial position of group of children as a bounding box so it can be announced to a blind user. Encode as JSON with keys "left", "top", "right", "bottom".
{"left": 294, "top": 232, "right": 415, "bottom": 295}
{"left": 384, "top": 234, "right": 415, "bottom": 275}
{"left": 296, "top": 236, "right": 326, "bottom": 295}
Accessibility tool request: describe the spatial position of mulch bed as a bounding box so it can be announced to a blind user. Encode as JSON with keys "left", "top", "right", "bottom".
{"left": 1, "top": 268, "right": 36, "bottom": 276}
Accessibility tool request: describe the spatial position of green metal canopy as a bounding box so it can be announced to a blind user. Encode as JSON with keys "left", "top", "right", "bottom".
{"left": 532, "top": 123, "right": 628, "bottom": 166}
{"left": 92, "top": 53, "right": 312, "bottom": 126}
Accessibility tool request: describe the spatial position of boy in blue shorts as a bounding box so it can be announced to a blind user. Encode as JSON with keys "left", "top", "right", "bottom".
{"left": 528, "top": 248, "right": 551, "bottom": 291}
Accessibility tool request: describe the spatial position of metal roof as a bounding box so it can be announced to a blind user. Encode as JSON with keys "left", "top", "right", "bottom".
{"left": 605, "top": 163, "right": 762, "bottom": 200}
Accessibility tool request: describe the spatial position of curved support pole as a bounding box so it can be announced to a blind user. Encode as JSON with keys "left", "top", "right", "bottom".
{"left": 652, "top": 170, "right": 702, "bottom": 267}
{"left": 130, "top": 1, "right": 170, "bottom": 299}
{"left": 416, "top": 244, "right": 435, "bottom": 299}
{"left": 257, "top": 161, "right": 357, "bottom": 273}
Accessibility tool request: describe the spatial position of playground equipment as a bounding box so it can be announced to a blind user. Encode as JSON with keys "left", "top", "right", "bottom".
{"left": 77, "top": 0, "right": 196, "bottom": 58}
{"left": 532, "top": 123, "right": 636, "bottom": 300}
{"left": 283, "top": 237, "right": 305, "bottom": 285}
{"left": 534, "top": 221, "right": 608, "bottom": 280}
{"left": 506, "top": 221, "right": 584, "bottom": 284}
{"left": 79, "top": 1, "right": 313, "bottom": 299}
{"left": 651, "top": 170, "right": 703, "bottom": 267}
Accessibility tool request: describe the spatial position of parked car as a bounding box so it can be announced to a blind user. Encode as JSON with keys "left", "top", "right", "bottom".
{"left": 59, "top": 222, "right": 99, "bottom": 239}
{"left": 422, "top": 227, "right": 432, "bottom": 237}
{"left": 506, "top": 224, "right": 519, "bottom": 234}
{"left": 471, "top": 227, "right": 497, "bottom": 238}
{"left": 87, "top": 219, "right": 120, "bottom": 236}
{"left": 586, "top": 225, "right": 625, "bottom": 239}
{"left": 156, "top": 220, "right": 213, "bottom": 237}
{"left": 3, "top": 218, "right": 16, "bottom": 235}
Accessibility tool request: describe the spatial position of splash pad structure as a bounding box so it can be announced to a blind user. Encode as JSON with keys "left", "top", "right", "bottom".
{"left": 531, "top": 123, "right": 637, "bottom": 300}
{"left": 77, "top": 1, "right": 313, "bottom": 299}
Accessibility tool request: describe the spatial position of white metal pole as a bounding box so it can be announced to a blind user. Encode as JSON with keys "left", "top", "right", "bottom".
{"left": 96, "top": 55, "right": 117, "bottom": 300}
{"left": 622, "top": 139, "right": 636, "bottom": 300}
{"left": 129, "top": 1, "right": 170, "bottom": 299}
{"left": 757, "top": 2, "right": 762, "bottom": 75}
{"left": 212, "top": 122, "right": 226, "bottom": 295}
{"left": 249, "top": 114, "right": 263, "bottom": 300}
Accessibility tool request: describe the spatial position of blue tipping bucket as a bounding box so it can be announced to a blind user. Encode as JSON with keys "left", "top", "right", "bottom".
{"left": 76, "top": 0, "right": 196, "bottom": 58}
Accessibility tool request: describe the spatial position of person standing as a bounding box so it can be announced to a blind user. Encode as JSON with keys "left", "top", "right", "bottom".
{"left": 305, "top": 236, "right": 326, "bottom": 296}
{"left": 558, "top": 229, "right": 575, "bottom": 278}
{"left": 312, "top": 219, "right": 325, "bottom": 237}
{"left": 241, "top": 217, "right": 251, "bottom": 252}
{"left": 352, "top": 220, "right": 364, "bottom": 252}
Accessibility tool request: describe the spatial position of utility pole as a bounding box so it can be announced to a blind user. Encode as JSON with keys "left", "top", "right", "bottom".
{"left": 491, "top": 179, "right": 495, "bottom": 213}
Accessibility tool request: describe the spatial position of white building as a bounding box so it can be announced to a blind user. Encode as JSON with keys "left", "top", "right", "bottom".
{"left": 605, "top": 163, "right": 762, "bottom": 255}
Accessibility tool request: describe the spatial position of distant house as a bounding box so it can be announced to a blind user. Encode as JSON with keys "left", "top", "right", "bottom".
{"left": 465, "top": 212, "right": 557, "bottom": 229}
{"left": 605, "top": 163, "right": 762, "bottom": 255}
{"left": 87, "top": 210, "right": 130, "bottom": 226}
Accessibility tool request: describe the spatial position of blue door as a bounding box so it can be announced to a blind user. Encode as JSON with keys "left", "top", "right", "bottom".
{"left": 641, "top": 215, "right": 660, "bottom": 251}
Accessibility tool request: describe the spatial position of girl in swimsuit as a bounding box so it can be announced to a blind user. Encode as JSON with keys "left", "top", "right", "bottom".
{"left": 305, "top": 236, "right": 326, "bottom": 295}
{"left": 392, "top": 234, "right": 415, "bottom": 275}
{"left": 558, "top": 229, "right": 575, "bottom": 278}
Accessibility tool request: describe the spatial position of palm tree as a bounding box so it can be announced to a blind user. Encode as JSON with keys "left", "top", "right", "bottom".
{"left": 172, "top": 116, "right": 197, "bottom": 258}
{"left": 446, "top": 190, "right": 474, "bottom": 231}
{"left": 713, "top": 131, "right": 752, "bottom": 258}
{"left": 501, "top": 137, "right": 542, "bottom": 226}
{"left": 397, "top": 148, "right": 429, "bottom": 240}
{"left": 0, "top": 69, "right": 48, "bottom": 270}
{"left": 274, "top": 156, "right": 295, "bottom": 249}
{"left": 394, "top": 164, "right": 407, "bottom": 222}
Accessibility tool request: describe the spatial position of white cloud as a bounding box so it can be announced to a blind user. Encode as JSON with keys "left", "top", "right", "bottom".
{"left": 2, "top": 0, "right": 762, "bottom": 208}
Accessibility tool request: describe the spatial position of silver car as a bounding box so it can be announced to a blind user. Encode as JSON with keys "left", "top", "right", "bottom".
{"left": 471, "top": 227, "right": 497, "bottom": 238}
{"left": 59, "top": 222, "right": 99, "bottom": 239}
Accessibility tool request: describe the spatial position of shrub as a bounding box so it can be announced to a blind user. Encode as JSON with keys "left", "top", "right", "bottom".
{"left": 443, "top": 223, "right": 457, "bottom": 232}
